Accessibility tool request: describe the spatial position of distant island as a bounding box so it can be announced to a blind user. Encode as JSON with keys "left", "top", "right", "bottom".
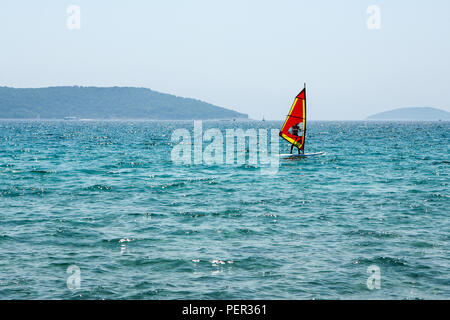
{"left": 0, "top": 86, "right": 248, "bottom": 120}
{"left": 368, "top": 107, "right": 450, "bottom": 121}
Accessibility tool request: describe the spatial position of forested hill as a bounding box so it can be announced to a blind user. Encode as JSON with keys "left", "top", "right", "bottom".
{"left": 367, "top": 107, "right": 449, "bottom": 120}
{"left": 0, "top": 86, "right": 248, "bottom": 120}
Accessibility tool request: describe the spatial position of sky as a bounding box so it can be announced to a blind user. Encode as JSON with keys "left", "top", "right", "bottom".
{"left": 0, "top": 0, "right": 449, "bottom": 120}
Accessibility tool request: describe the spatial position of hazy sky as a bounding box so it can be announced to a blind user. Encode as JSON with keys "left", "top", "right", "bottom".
{"left": 1, "top": 0, "right": 449, "bottom": 120}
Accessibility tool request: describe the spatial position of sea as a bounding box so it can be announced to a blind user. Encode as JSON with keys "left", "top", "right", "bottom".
{"left": 0, "top": 120, "right": 448, "bottom": 299}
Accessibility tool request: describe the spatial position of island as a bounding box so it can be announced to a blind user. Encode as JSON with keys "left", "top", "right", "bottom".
{"left": 367, "top": 107, "right": 450, "bottom": 121}
{"left": 0, "top": 86, "right": 248, "bottom": 120}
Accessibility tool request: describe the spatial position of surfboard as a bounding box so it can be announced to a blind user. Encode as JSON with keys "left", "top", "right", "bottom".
{"left": 278, "top": 151, "right": 325, "bottom": 159}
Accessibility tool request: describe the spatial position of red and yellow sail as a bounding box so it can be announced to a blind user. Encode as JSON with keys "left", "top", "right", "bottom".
{"left": 279, "top": 87, "right": 306, "bottom": 150}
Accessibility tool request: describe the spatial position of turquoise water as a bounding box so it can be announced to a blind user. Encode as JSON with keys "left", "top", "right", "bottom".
{"left": 0, "top": 120, "right": 448, "bottom": 299}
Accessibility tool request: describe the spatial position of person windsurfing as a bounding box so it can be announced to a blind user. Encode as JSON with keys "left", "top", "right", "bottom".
{"left": 290, "top": 124, "right": 302, "bottom": 154}
{"left": 280, "top": 84, "right": 307, "bottom": 155}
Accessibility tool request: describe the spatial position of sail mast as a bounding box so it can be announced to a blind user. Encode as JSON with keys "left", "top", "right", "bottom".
{"left": 303, "top": 82, "right": 306, "bottom": 151}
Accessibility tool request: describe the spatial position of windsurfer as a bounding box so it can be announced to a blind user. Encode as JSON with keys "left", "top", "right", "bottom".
{"left": 280, "top": 86, "right": 307, "bottom": 155}
{"left": 290, "top": 124, "right": 302, "bottom": 154}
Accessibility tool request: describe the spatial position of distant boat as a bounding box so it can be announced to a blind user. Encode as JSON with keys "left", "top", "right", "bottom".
{"left": 262, "top": 115, "right": 265, "bottom": 121}
{"left": 64, "top": 116, "right": 78, "bottom": 121}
